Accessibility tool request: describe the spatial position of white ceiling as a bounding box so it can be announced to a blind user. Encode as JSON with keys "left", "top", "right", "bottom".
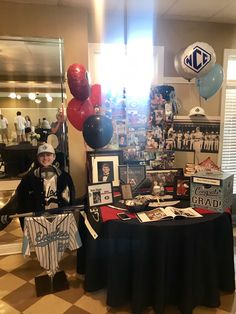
{"left": 2, "top": 0, "right": 236, "bottom": 24}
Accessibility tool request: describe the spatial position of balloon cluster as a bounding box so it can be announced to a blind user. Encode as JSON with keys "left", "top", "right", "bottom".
{"left": 174, "top": 42, "right": 224, "bottom": 100}
{"left": 66, "top": 63, "right": 113, "bottom": 149}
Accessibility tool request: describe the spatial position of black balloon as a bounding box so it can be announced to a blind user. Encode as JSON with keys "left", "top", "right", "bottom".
{"left": 83, "top": 115, "right": 113, "bottom": 149}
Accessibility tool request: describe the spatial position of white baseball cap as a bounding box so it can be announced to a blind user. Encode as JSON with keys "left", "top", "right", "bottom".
{"left": 37, "top": 143, "right": 55, "bottom": 156}
{"left": 189, "top": 106, "right": 206, "bottom": 117}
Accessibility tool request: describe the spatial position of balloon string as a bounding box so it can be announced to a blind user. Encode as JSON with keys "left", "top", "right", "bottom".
{"left": 196, "top": 79, "right": 202, "bottom": 108}
{"left": 198, "top": 89, "right": 202, "bottom": 108}
{"left": 188, "top": 81, "right": 192, "bottom": 107}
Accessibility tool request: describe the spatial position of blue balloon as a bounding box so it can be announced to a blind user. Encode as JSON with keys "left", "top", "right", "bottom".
{"left": 195, "top": 64, "right": 224, "bottom": 100}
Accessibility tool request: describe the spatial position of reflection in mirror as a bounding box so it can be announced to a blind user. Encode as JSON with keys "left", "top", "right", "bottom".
{"left": 0, "top": 37, "right": 67, "bottom": 255}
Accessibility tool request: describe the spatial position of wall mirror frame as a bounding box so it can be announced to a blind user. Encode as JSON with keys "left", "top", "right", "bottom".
{"left": 0, "top": 36, "right": 68, "bottom": 255}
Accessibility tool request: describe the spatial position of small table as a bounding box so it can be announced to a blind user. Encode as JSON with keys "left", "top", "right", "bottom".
{"left": 77, "top": 208, "right": 235, "bottom": 314}
{"left": 2, "top": 144, "right": 37, "bottom": 176}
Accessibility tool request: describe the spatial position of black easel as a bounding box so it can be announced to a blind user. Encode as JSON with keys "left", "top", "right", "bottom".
{"left": 35, "top": 271, "right": 69, "bottom": 297}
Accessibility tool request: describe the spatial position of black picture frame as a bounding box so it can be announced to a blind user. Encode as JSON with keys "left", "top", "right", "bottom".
{"left": 119, "top": 164, "right": 146, "bottom": 191}
{"left": 87, "top": 150, "right": 123, "bottom": 189}
{"left": 146, "top": 168, "right": 183, "bottom": 188}
{"left": 173, "top": 176, "right": 191, "bottom": 200}
{"left": 87, "top": 182, "right": 114, "bottom": 207}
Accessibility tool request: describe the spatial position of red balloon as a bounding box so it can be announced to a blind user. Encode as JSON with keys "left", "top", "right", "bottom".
{"left": 66, "top": 98, "right": 94, "bottom": 131}
{"left": 67, "top": 64, "right": 90, "bottom": 101}
{"left": 90, "top": 84, "right": 102, "bottom": 106}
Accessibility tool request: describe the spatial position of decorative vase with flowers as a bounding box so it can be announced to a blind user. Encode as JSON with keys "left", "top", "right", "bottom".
{"left": 31, "top": 133, "right": 40, "bottom": 146}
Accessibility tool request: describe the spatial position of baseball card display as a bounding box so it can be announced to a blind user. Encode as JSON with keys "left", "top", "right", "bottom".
{"left": 22, "top": 213, "right": 82, "bottom": 277}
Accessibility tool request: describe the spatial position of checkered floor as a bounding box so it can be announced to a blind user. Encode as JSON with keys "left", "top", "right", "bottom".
{"left": 0, "top": 250, "right": 236, "bottom": 314}
{"left": 0, "top": 231, "right": 236, "bottom": 314}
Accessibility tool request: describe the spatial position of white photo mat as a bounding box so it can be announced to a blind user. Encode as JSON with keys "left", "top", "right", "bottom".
{"left": 91, "top": 155, "right": 120, "bottom": 187}
{"left": 88, "top": 182, "right": 114, "bottom": 207}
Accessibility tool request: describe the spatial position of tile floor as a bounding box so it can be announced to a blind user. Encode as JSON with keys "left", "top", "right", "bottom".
{"left": 0, "top": 249, "right": 235, "bottom": 314}
{"left": 0, "top": 225, "right": 235, "bottom": 314}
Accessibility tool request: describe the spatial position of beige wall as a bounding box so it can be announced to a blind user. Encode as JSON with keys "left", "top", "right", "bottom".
{"left": 1, "top": 2, "right": 236, "bottom": 195}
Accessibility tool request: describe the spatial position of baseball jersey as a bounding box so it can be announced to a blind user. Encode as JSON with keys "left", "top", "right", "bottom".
{"left": 22, "top": 213, "right": 82, "bottom": 276}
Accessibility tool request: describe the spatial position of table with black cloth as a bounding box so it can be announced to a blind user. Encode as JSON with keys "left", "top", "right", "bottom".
{"left": 1, "top": 143, "right": 37, "bottom": 176}
{"left": 77, "top": 203, "right": 235, "bottom": 314}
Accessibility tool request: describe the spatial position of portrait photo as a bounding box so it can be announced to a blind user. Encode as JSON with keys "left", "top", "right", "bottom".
{"left": 87, "top": 150, "right": 123, "bottom": 189}
{"left": 97, "top": 161, "right": 114, "bottom": 183}
{"left": 118, "top": 134, "right": 127, "bottom": 147}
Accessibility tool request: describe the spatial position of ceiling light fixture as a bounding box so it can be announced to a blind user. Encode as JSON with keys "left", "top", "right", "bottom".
{"left": 35, "top": 98, "right": 41, "bottom": 104}
{"left": 28, "top": 92, "right": 36, "bottom": 100}
{"left": 46, "top": 94, "right": 53, "bottom": 102}
{"left": 9, "top": 92, "right": 16, "bottom": 99}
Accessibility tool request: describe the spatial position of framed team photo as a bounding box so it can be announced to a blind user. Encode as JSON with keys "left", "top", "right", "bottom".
{"left": 173, "top": 116, "right": 220, "bottom": 153}
{"left": 87, "top": 150, "right": 123, "bottom": 189}
{"left": 87, "top": 182, "right": 114, "bottom": 207}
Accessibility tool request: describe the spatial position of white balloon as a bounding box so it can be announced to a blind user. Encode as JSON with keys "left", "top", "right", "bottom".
{"left": 174, "top": 48, "right": 196, "bottom": 81}
{"left": 182, "top": 42, "right": 216, "bottom": 78}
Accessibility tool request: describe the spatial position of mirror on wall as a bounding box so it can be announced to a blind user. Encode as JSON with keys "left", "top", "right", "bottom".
{"left": 0, "top": 36, "right": 68, "bottom": 178}
{"left": 0, "top": 36, "right": 67, "bottom": 255}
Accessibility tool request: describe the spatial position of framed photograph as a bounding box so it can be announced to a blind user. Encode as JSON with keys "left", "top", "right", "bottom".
{"left": 87, "top": 150, "right": 123, "bottom": 189}
{"left": 173, "top": 116, "right": 220, "bottom": 153}
{"left": 118, "top": 134, "right": 127, "bottom": 147}
{"left": 119, "top": 164, "right": 146, "bottom": 191}
{"left": 146, "top": 168, "right": 183, "bottom": 188}
{"left": 121, "top": 184, "right": 133, "bottom": 200}
{"left": 88, "top": 182, "right": 114, "bottom": 207}
{"left": 173, "top": 176, "right": 190, "bottom": 200}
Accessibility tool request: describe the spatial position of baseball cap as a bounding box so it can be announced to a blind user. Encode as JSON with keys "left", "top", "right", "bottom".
{"left": 37, "top": 143, "right": 55, "bottom": 156}
{"left": 189, "top": 106, "right": 206, "bottom": 117}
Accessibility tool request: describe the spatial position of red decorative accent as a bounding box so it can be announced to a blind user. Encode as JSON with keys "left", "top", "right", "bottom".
{"left": 90, "top": 84, "right": 102, "bottom": 106}
{"left": 66, "top": 98, "right": 94, "bottom": 131}
{"left": 67, "top": 64, "right": 90, "bottom": 101}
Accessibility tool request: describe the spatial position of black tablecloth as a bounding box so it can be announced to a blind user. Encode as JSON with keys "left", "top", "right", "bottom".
{"left": 2, "top": 144, "right": 37, "bottom": 176}
{"left": 77, "top": 212, "right": 235, "bottom": 314}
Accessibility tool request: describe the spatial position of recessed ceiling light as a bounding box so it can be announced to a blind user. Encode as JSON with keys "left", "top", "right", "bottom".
{"left": 46, "top": 95, "right": 53, "bottom": 102}
{"left": 9, "top": 92, "right": 16, "bottom": 99}
{"left": 28, "top": 93, "right": 36, "bottom": 100}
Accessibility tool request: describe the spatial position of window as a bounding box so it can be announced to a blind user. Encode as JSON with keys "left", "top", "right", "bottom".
{"left": 88, "top": 43, "right": 164, "bottom": 97}
{"left": 220, "top": 49, "right": 236, "bottom": 192}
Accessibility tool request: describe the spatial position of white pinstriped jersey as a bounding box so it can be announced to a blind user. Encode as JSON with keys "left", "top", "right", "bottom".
{"left": 22, "top": 213, "right": 82, "bottom": 276}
